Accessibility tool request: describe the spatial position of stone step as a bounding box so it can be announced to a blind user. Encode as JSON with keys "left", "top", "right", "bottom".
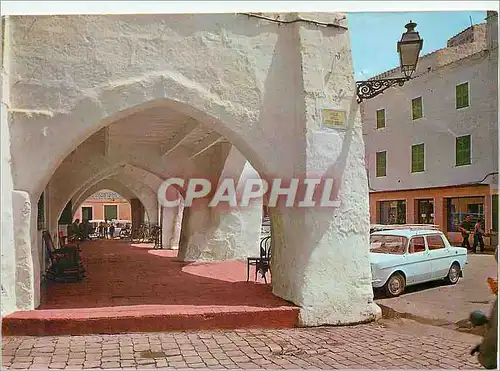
{"left": 2, "top": 305, "right": 299, "bottom": 336}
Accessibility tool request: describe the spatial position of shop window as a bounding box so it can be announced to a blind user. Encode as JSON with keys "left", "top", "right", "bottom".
{"left": 378, "top": 200, "right": 406, "bottom": 224}
{"left": 416, "top": 199, "right": 434, "bottom": 224}
{"left": 446, "top": 196, "right": 485, "bottom": 232}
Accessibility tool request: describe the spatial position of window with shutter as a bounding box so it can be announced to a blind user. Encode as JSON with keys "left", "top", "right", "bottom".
{"left": 376, "top": 109, "right": 386, "bottom": 129}
{"left": 376, "top": 151, "right": 387, "bottom": 177}
{"left": 456, "top": 135, "right": 471, "bottom": 166}
{"left": 411, "top": 97, "right": 423, "bottom": 120}
{"left": 411, "top": 144, "right": 425, "bottom": 173}
{"left": 456, "top": 82, "right": 469, "bottom": 109}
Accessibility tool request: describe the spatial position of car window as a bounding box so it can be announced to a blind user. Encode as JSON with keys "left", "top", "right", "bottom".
{"left": 426, "top": 234, "right": 446, "bottom": 250}
{"left": 370, "top": 235, "right": 407, "bottom": 255}
{"left": 408, "top": 236, "right": 426, "bottom": 254}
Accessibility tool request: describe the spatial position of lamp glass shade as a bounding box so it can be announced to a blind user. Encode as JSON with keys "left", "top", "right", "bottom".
{"left": 398, "top": 41, "right": 421, "bottom": 68}
{"left": 397, "top": 21, "right": 423, "bottom": 77}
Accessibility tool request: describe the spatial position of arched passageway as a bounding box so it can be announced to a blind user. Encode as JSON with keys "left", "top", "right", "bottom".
{"left": 2, "top": 13, "right": 380, "bottom": 327}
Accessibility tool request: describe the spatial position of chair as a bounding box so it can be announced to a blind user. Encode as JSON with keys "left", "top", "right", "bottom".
{"left": 247, "top": 235, "right": 272, "bottom": 284}
{"left": 42, "top": 231, "right": 85, "bottom": 283}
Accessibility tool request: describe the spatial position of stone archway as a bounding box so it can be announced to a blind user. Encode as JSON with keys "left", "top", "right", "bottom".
{"left": 3, "top": 14, "right": 381, "bottom": 326}
{"left": 71, "top": 178, "right": 156, "bottom": 226}
{"left": 72, "top": 179, "right": 136, "bottom": 216}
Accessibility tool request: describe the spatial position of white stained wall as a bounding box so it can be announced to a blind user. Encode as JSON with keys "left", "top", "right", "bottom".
{"left": 363, "top": 48, "right": 498, "bottom": 192}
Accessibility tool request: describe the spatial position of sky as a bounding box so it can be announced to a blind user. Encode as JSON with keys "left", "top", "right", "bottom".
{"left": 348, "top": 11, "right": 488, "bottom": 79}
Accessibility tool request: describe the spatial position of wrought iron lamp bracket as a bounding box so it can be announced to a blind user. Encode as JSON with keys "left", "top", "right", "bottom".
{"left": 356, "top": 76, "right": 411, "bottom": 103}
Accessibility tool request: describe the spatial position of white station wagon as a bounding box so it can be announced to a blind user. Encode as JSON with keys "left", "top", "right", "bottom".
{"left": 369, "top": 228, "right": 468, "bottom": 297}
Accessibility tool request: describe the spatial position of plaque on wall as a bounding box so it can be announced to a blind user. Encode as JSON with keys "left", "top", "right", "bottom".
{"left": 321, "top": 108, "right": 347, "bottom": 130}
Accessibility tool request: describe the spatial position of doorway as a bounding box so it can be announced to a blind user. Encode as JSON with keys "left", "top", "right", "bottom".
{"left": 82, "top": 206, "right": 93, "bottom": 221}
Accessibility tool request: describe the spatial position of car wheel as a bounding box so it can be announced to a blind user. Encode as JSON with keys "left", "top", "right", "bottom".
{"left": 445, "top": 262, "right": 461, "bottom": 284}
{"left": 384, "top": 273, "right": 406, "bottom": 297}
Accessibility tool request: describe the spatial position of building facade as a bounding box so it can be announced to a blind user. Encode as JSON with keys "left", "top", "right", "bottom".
{"left": 73, "top": 190, "right": 132, "bottom": 222}
{"left": 362, "top": 12, "right": 498, "bottom": 245}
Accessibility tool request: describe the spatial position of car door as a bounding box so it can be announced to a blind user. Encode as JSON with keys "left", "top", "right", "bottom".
{"left": 426, "top": 234, "right": 452, "bottom": 279}
{"left": 404, "top": 236, "right": 432, "bottom": 284}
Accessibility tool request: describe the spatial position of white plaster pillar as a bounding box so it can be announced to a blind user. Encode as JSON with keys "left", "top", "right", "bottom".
{"left": 12, "top": 191, "right": 38, "bottom": 310}
{"left": 1, "top": 15, "right": 19, "bottom": 316}
{"left": 161, "top": 203, "right": 183, "bottom": 250}
{"left": 161, "top": 205, "right": 175, "bottom": 249}
{"left": 204, "top": 148, "right": 262, "bottom": 260}
{"left": 177, "top": 146, "right": 262, "bottom": 261}
{"left": 177, "top": 199, "right": 213, "bottom": 261}
{"left": 1, "top": 16, "right": 17, "bottom": 314}
{"left": 267, "top": 14, "right": 381, "bottom": 326}
{"left": 171, "top": 203, "right": 183, "bottom": 249}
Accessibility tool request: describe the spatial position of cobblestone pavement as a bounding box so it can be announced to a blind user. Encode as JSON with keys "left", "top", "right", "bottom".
{"left": 2, "top": 320, "right": 482, "bottom": 370}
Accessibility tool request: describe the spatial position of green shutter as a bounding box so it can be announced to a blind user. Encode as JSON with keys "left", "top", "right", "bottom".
{"left": 456, "top": 83, "right": 469, "bottom": 109}
{"left": 104, "top": 205, "right": 118, "bottom": 220}
{"left": 411, "top": 144, "right": 425, "bottom": 172}
{"left": 376, "top": 151, "right": 387, "bottom": 177}
{"left": 412, "top": 97, "right": 423, "bottom": 120}
{"left": 376, "top": 109, "right": 385, "bottom": 129}
{"left": 456, "top": 135, "right": 471, "bottom": 166}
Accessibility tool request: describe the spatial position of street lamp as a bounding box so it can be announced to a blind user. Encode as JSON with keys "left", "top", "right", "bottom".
{"left": 356, "top": 21, "right": 424, "bottom": 103}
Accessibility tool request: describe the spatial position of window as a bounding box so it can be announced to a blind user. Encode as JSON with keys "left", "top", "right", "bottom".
{"left": 37, "top": 193, "right": 45, "bottom": 231}
{"left": 409, "top": 236, "right": 426, "bottom": 253}
{"left": 376, "top": 109, "right": 386, "bottom": 129}
{"left": 411, "top": 144, "right": 425, "bottom": 173}
{"left": 426, "top": 235, "right": 446, "bottom": 250}
{"left": 82, "top": 207, "right": 93, "bottom": 221}
{"left": 416, "top": 199, "right": 434, "bottom": 224}
{"left": 378, "top": 200, "right": 407, "bottom": 224}
{"left": 412, "top": 97, "right": 423, "bottom": 120}
{"left": 104, "top": 205, "right": 118, "bottom": 221}
{"left": 446, "top": 197, "right": 485, "bottom": 232}
{"left": 376, "top": 151, "right": 387, "bottom": 177}
{"left": 456, "top": 135, "right": 471, "bottom": 166}
{"left": 456, "top": 82, "right": 469, "bottom": 109}
{"left": 493, "top": 195, "right": 498, "bottom": 232}
{"left": 370, "top": 235, "right": 407, "bottom": 255}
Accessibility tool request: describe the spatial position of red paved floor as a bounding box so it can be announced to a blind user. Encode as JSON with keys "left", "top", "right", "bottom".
{"left": 3, "top": 240, "right": 298, "bottom": 336}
